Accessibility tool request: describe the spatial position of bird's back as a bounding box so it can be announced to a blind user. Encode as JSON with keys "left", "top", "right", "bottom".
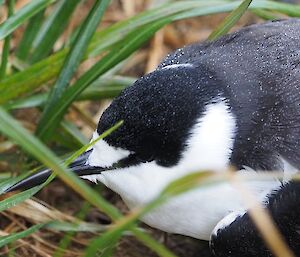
{"left": 160, "top": 19, "right": 300, "bottom": 171}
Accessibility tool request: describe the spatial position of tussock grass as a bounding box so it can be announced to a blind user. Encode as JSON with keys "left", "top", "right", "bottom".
{"left": 0, "top": 0, "right": 299, "bottom": 256}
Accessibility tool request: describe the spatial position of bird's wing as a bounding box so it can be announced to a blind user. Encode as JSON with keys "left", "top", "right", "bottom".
{"left": 210, "top": 181, "right": 300, "bottom": 257}
{"left": 158, "top": 19, "right": 300, "bottom": 70}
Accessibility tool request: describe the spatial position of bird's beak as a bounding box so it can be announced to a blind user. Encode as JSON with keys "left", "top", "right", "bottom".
{"left": 4, "top": 150, "right": 107, "bottom": 193}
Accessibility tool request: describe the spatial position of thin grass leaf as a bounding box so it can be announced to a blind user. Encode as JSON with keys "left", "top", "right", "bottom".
{"left": 0, "top": 122, "right": 118, "bottom": 214}
{"left": 161, "top": 171, "right": 217, "bottom": 197}
{"left": 8, "top": 243, "right": 15, "bottom": 257}
{"left": 37, "top": 0, "right": 111, "bottom": 140}
{"left": 0, "top": 0, "right": 56, "bottom": 40}
{"left": 3, "top": 86, "right": 125, "bottom": 110}
{"left": 85, "top": 228, "right": 129, "bottom": 257}
{"left": 53, "top": 202, "right": 91, "bottom": 257}
{"left": 16, "top": 10, "right": 45, "bottom": 60}
{"left": 132, "top": 229, "right": 178, "bottom": 257}
{"left": 0, "top": 107, "right": 122, "bottom": 219}
{"left": 65, "top": 120, "right": 123, "bottom": 166}
{"left": 3, "top": 94, "right": 47, "bottom": 110}
{"left": 208, "top": 0, "right": 253, "bottom": 41}
{"left": 253, "top": 0, "right": 300, "bottom": 17}
{"left": 0, "top": 184, "right": 45, "bottom": 212}
{"left": 46, "top": 221, "right": 106, "bottom": 232}
{"left": 99, "top": 244, "right": 117, "bottom": 257}
{"left": 0, "top": 172, "right": 13, "bottom": 181}
{"left": 3, "top": 76, "right": 135, "bottom": 110}
{"left": 0, "top": 168, "right": 57, "bottom": 211}
{"left": 86, "top": 1, "right": 221, "bottom": 57}
{"left": 173, "top": 0, "right": 300, "bottom": 20}
{"left": 251, "top": 9, "right": 280, "bottom": 20}
{"left": 61, "top": 120, "right": 88, "bottom": 146}
{"left": 84, "top": 171, "right": 216, "bottom": 256}
{"left": 0, "top": 0, "right": 15, "bottom": 80}
{"left": 0, "top": 223, "right": 45, "bottom": 247}
{"left": 0, "top": 170, "right": 35, "bottom": 194}
{"left": 37, "top": 19, "right": 167, "bottom": 140}
{"left": 30, "top": 0, "right": 81, "bottom": 63}
{"left": 51, "top": 124, "right": 84, "bottom": 150}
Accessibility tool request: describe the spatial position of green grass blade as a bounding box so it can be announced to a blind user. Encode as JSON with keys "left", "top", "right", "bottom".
{"left": 16, "top": 10, "right": 45, "bottom": 60}
{"left": 0, "top": 223, "right": 45, "bottom": 247}
{"left": 65, "top": 120, "right": 123, "bottom": 166}
{"left": 3, "top": 76, "right": 135, "bottom": 110}
{"left": 0, "top": 50, "right": 67, "bottom": 104}
{"left": 0, "top": 0, "right": 15, "bottom": 79}
{"left": 85, "top": 172, "right": 216, "bottom": 256}
{"left": 36, "top": 19, "right": 167, "bottom": 140}
{"left": 86, "top": 1, "right": 221, "bottom": 57}
{"left": 51, "top": 123, "right": 86, "bottom": 150}
{"left": 37, "top": 0, "right": 111, "bottom": 140}
{"left": 172, "top": 0, "right": 300, "bottom": 20}
{"left": 0, "top": 170, "right": 57, "bottom": 211}
{"left": 208, "top": 0, "right": 253, "bottom": 41}
{"left": 0, "top": 0, "right": 56, "bottom": 40}
{"left": 0, "top": 1, "right": 227, "bottom": 104}
{"left": 0, "top": 0, "right": 299, "bottom": 104}
{"left": 0, "top": 169, "right": 36, "bottom": 194}
{"left": 251, "top": 9, "right": 279, "bottom": 20}
{"left": 132, "top": 229, "right": 178, "bottom": 257}
{"left": 0, "top": 185, "right": 45, "bottom": 212}
{"left": 30, "top": 0, "right": 81, "bottom": 63}
{"left": 85, "top": 228, "right": 128, "bottom": 257}
{"left": 78, "top": 75, "right": 136, "bottom": 100}
{"left": 46, "top": 221, "right": 106, "bottom": 233}
{"left": 0, "top": 107, "right": 121, "bottom": 220}
{"left": 61, "top": 120, "right": 88, "bottom": 146}
{"left": 53, "top": 202, "right": 91, "bottom": 257}
{"left": 98, "top": 244, "right": 117, "bottom": 257}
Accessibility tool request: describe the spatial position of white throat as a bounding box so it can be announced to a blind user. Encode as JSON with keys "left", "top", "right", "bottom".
{"left": 84, "top": 100, "right": 236, "bottom": 187}
{"left": 81, "top": 101, "right": 245, "bottom": 239}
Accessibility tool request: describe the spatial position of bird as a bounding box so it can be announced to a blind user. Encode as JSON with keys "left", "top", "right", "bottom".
{"left": 4, "top": 18, "right": 300, "bottom": 257}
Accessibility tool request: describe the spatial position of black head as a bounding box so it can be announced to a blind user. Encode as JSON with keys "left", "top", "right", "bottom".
{"left": 97, "top": 64, "right": 223, "bottom": 167}
{"left": 4, "top": 63, "right": 225, "bottom": 193}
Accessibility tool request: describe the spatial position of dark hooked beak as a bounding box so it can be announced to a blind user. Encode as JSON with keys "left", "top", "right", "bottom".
{"left": 4, "top": 150, "right": 106, "bottom": 193}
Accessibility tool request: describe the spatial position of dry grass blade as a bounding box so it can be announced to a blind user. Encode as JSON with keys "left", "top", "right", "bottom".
{"left": 228, "top": 172, "right": 296, "bottom": 257}
{"left": 6, "top": 198, "right": 77, "bottom": 223}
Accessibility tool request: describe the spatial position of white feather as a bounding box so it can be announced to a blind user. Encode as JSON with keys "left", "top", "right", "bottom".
{"left": 161, "top": 63, "right": 194, "bottom": 70}
{"left": 211, "top": 210, "right": 246, "bottom": 238}
{"left": 86, "top": 132, "right": 131, "bottom": 168}
{"left": 81, "top": 101, "right": 281, "bottom": 240}
{"left": 180, "top": 100, "right": 236, "bottom": 171}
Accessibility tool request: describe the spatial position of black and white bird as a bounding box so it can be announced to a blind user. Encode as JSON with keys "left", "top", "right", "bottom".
{"left": 4, "top": 19, "right": 300, "bottom": 257}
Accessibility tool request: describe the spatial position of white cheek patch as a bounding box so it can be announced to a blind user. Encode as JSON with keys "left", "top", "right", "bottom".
{"left": 179, "top": 100, "right": 236, "bottom": 171}
{"left": 87, "top": 131, "right": 131, "bottom": 168}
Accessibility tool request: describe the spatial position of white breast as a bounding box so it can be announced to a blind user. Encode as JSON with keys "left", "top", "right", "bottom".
{"left": 88, "top": 163, "right": 280, "bottom": 240}
{"left": 82, "top": 101, "right": 281, "bottom": 240}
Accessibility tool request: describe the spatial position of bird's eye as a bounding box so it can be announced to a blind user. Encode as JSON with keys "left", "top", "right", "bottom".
{"left": 136, "top": 153, "right": 154, "bottom": 163}
{"left": 116, "top": 153, "right": 154, "bottom": 168}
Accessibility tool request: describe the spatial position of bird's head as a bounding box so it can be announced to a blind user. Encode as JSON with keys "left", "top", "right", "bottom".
{"left": 4, "top": 63, "right": 236, "bottom": 194}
